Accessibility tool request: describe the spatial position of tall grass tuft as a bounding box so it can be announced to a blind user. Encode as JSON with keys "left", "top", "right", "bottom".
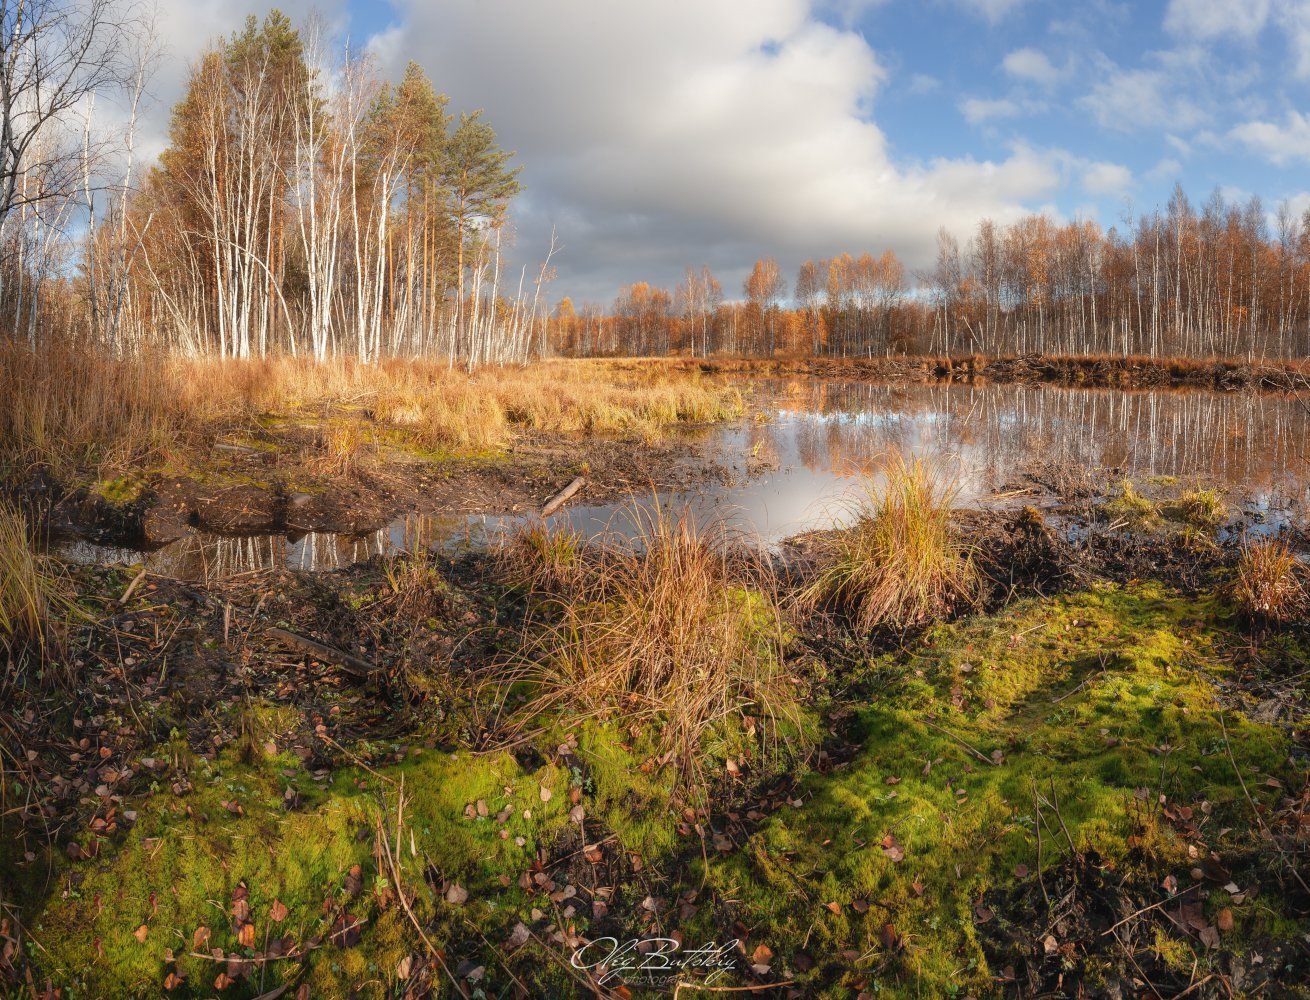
{"left": 1230, "top": 538, "right": 1307, "bottom": 625}
{"left": 509, "top": 504, "right": 798, "bottom": 777}
{"left": 803, "top": 455, "right": 980, "bottom": 632}
{"left": 499, "top": 519, "right": 583, "bottom": 593}
{"left": 0, "top": 503, "right": 72, "bottom": 675}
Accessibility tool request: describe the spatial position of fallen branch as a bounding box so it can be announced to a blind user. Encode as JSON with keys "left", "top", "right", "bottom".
{"left": 265, "top": 627, "right": 376, "bottom": 680}
{"left": 1099, "top": 882, "right": 1201, "bottom": 936}
{"left": 542, "top": 476, "right": 586, "bottom": 518}
{"left": 118, "top": 566, "right": 150, "bottom": 606}
{"left": 921, "top": 717, "right": 999, "bottom": 766}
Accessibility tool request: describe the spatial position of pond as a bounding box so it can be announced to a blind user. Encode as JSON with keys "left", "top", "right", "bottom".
{"left": 60, "top": 379, "right": 1310, "bottom": 579}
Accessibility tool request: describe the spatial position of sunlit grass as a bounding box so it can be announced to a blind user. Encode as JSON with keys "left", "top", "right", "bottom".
{"left": 0, "top": 342, "right": 743, "bottom": 486}
{"left": 802, "top": 454, "right": 981, "bottom": 632}
{"left": 507, "top": 502, "right": 801, "bottom": 778}
{"left": 1229, "top": 538, "right": 1307, "bottom": 625}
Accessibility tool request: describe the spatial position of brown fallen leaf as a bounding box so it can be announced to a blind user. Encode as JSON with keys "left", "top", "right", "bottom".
{"left": 1217, "top": 908, "right": 1234, "bottom": 932}
{"left": 880, "top": 833, "right": 904, "bottom": 863}
{"left": 445, "top": 883, "right": 469, "bottom": 905}
{"left": 269, "top": 899, "right": 289, "bottom": 923}
{"left": 134, "top": 924, "right": 149, "bottom": 943}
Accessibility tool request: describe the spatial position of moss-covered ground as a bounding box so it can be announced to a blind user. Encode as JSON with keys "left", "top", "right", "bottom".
{"left": 6, "top": 561, "right": 1308, "bottom": 998}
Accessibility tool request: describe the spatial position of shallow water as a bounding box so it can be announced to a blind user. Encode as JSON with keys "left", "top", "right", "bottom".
{"left": 60, "top": 379, "right": 1310, "bottom": 579}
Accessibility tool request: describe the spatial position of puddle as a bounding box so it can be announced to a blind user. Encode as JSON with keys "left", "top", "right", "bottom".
{"left": 59, "top": 379, "right": 1310, "bottom": 579}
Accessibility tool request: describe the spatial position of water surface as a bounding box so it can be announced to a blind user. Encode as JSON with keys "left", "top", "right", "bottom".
{"left": 62, "top": 379, "right": 1310, "bottom": 579}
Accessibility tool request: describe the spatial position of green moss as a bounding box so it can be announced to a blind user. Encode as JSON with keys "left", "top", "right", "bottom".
{"left": 93, "top": 475, "right": 148, "bottom": 504}
{"left": 692, "top": 584, "right": 1300, "bottom": 997}
{"left": 30, "top": 744, "right": 572, "bottom": 998}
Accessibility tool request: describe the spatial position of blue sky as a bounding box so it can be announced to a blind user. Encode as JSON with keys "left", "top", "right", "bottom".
{"left": 151, "top": 0, "right": 1310, "bottom": 303}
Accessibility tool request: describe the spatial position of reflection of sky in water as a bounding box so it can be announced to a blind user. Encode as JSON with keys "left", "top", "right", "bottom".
{"left": 61, "top": 380, "right": 1310, "bottom": 578}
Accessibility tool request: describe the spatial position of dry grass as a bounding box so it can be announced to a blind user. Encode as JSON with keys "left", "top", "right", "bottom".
{"left": 506, "top": 503, "right": 797, "bottom": 776}
{"left": 499, "top": 519, "right": 583, "bottom": 592}
{"left": 1230, "top": 538, "right": 1307, "bottom": 625}
{"left": 313, "top": 422, "right": 370, "bottom": 478}
{"left": 803, "top": 455, "right": 980, "bottom": 632}
{"left": 0, "top": 341, "right": 744, "bottom": 486}
{"left": 0, "top": 503, "right": 72, "bottom": 675}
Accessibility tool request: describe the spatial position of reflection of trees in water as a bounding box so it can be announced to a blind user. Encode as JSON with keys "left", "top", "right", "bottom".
{"left": 771, "top": 382, "right": 1310, "bottom": 493}
{"left": 142, "top": 529, "right": 392, "bottom": 580}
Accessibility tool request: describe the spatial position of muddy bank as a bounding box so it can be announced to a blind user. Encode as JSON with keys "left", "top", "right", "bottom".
{"left": 695, "top": 352, "right": 1310, "bottom": 392}
{"left": 35, "top": 427, "right": 728, "bottom": 551}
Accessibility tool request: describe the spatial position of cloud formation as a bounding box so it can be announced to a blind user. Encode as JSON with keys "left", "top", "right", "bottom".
{"left": 367, "top": 0, "right": 1063, "bottom": 301}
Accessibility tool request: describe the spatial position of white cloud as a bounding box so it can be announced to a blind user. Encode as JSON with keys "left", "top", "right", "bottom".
{"left": 1164, "top": 0, "right": 1271, "bottom": 40}
{"left": 1231, "top": 111, "right": 1310, "bottom": 165}
{"left": 960, "top": 97, "right": 1021, "bottom": 124}
{"left": 1147, "top": 157, "right": 1183, "bottom": 182}
{"left": 1276, "top": 0, "right": 1310, "bottom": 78}
{"left": 1081, "top": 161, "right": 1133, "bottom": 196}
{"left": 953, "top": 0, "right": 1029, "bottom": 24}
{"left": 1002, "top": 47, "right": 1064, "bottom": 86}
{"left": 366, "top": 0, "right": 1064, "bottom": 300}
{"left": 1080, "top": 66, "right": 1206, "bottom": 132}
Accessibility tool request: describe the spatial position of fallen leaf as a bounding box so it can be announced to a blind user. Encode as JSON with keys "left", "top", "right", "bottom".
{"left": 445, "top": 883, "right": 469, "bottom": 905}
{"left": 134, "top": 924, "right": 149, "bottom": 943}
{"left": 269, "top": 899, "right": 289, "bottom": 923}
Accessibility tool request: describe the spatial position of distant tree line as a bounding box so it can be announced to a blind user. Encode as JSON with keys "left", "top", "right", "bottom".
{"left": 549, "top": 185, "right": 1310, "bottom": 361}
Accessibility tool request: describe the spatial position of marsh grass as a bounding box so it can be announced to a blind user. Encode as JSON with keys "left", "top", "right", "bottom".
{"left": 505, "top": 503, "right": 800, "bottom": 778}
{"left": 803, "top": 454, "right": 980, "bottom": 632}
{"left": 0, "top": 342, "right": 742, "bottom": 486}
{"left": 1161, "top": 486, "right": 1228, "bottom": 530}
{"left": 1230, "top": 538, "right": 1307, "bottom": 624}
{"left": 1099, "top": 479, "right": 1159, "bottom": 526}
{"left": 499, "top": 519, "right": 583, "bottom": 592}
{"left": 312, "top": 421, "right": 370, "bottom": 478}
{"left": 0, "top": 503, "right": 73, "bottom": 676}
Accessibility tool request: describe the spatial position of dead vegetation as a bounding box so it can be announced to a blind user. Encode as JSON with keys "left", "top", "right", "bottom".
{"left": 1230, "top": 538, "right": 1308, "bottom": 625}
{"left": 801, "top": 454, "right": 981, "bottom": 633}
{"left": 0, "top": 340, "right": 742, "bottom": 489}
{"left": 501, "top": 504, "right": 802, "bottom": 779}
